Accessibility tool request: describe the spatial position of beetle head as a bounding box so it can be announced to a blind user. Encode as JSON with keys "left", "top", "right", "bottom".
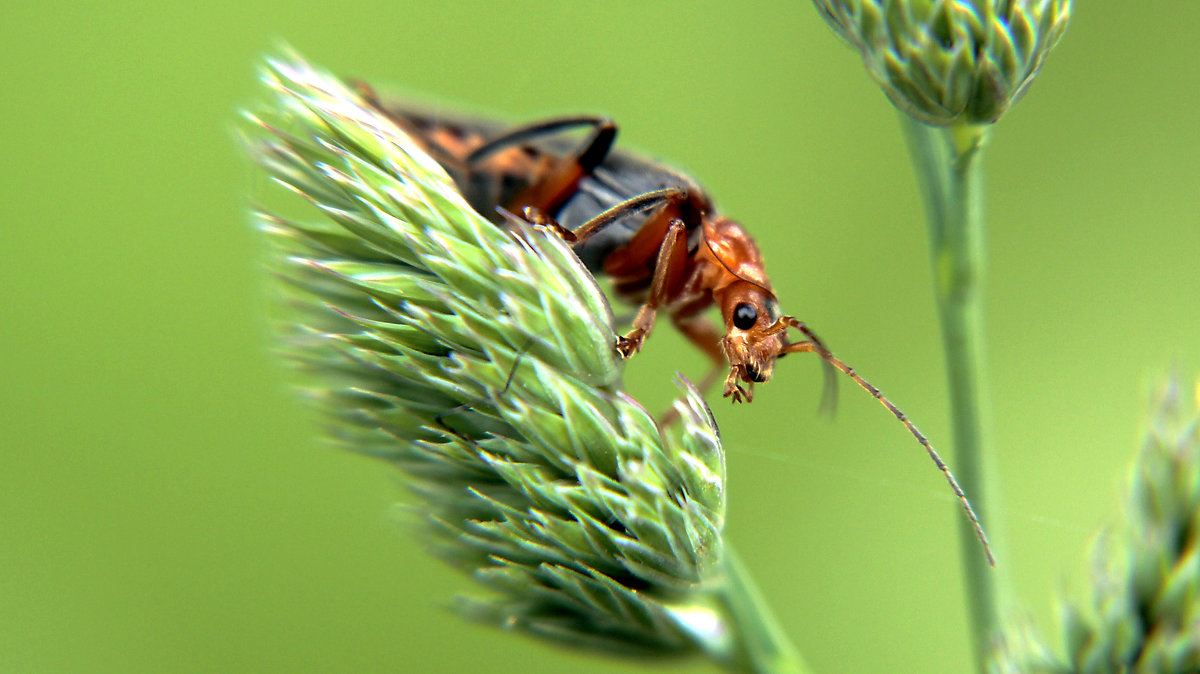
{"left": 716, "top": 281, "right": 789, "bottom": 402}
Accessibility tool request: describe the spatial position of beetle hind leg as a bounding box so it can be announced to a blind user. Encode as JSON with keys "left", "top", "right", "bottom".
{"left": 470, "top": 116, "right": 616, "bottom": 216}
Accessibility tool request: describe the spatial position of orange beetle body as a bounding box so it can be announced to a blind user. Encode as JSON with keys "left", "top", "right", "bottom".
{"left": 359, "top": 93, "right": 809, "bottom": 402}
{"left": 358, "top": 87, "right": 994, "bottom": 565}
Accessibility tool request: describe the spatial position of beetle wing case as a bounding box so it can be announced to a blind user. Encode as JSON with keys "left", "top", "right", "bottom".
{"left": 363, "top": 94, "right": 707, "bottom": 275}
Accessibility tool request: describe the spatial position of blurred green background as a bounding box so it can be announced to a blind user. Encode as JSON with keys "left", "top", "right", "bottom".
{"left": 3, "top": 2, "right": 1197, "bottom": 672}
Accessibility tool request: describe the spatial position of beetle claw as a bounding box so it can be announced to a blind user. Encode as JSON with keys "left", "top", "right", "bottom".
{"left": 722, "top": 370, "right": 753, "bottom": 403}
{"left": 616, "top": 330, "right": 645, "bottom": 358}
{"left": 524, "top": 206, "right": 577, "bottom": 242}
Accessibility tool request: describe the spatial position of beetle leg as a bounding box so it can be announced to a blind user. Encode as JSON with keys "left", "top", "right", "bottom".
{"left": 524, "top": 187, "right": 688, "bottom": 247}
{"left": 466, "top": 116, "right": 615, "bottom": 166}
{"left": 570, "top": 188, "right": 688, "bottom": 243}
{"left": 521, "top": 206, "right": 578, "bottom": 241}
{"left": 674, "top": 316, "right": 727, "bottom": 389}
{"left": 465, "top": 116, "right": 616, "bottom": 216}
{"left": 723, "top": 367, "right": 753, "bottom": 403}
{"left": 675, "top": 315, "right": 725, "bottom": 364}
{"left": 617, "top": 218, "right": 688, "bottom": 358}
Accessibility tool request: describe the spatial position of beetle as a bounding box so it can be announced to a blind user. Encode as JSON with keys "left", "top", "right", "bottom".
{"left": 357, "top": 86, "right": 994, "bottom": 565}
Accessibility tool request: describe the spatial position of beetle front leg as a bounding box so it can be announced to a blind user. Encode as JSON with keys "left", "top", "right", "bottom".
{"left": 723, "top": 366, "right": 753, "bottom": 403}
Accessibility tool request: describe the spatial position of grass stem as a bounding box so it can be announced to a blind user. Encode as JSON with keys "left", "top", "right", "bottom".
{"left": 901, "top": 116, "right": 1008, "bottom": 672}
{"left": 707, "top": 545, "right": 813, "bottom": 674}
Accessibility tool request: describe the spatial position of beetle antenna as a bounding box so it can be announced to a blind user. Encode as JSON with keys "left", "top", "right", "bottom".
{"left": 784, "top": 319, "right": 995, "bottom": 567}
{"left": 809, "top": 337, "right": 840, "bottom": 418}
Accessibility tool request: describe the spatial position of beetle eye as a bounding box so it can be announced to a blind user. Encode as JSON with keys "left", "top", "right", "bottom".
{"left": 732, "top": 302, "right": 758, "bottom": 330}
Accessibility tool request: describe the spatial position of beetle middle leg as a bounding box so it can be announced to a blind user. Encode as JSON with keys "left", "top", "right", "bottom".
{"left": 616, "top": 218, "right": 689, "bottom": 357}
{"left": 673, "top": 315, "right": 727, "bottom": 390}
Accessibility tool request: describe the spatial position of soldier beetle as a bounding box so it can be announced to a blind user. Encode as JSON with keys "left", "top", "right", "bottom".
{"left": 358, "top": 86, "right": 994, "bottom": 566}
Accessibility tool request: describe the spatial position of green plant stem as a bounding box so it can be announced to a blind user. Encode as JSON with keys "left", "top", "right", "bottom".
{"left": 707, "top": 544, "right": 813, "bottom": 674}
{"left": 900, "top": 115, "right": 1008, "bottom": 672}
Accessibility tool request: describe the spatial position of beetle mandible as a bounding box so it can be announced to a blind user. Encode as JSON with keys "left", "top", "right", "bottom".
{"left": 358, "top": 87, "right": 994, "bottom": 565}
